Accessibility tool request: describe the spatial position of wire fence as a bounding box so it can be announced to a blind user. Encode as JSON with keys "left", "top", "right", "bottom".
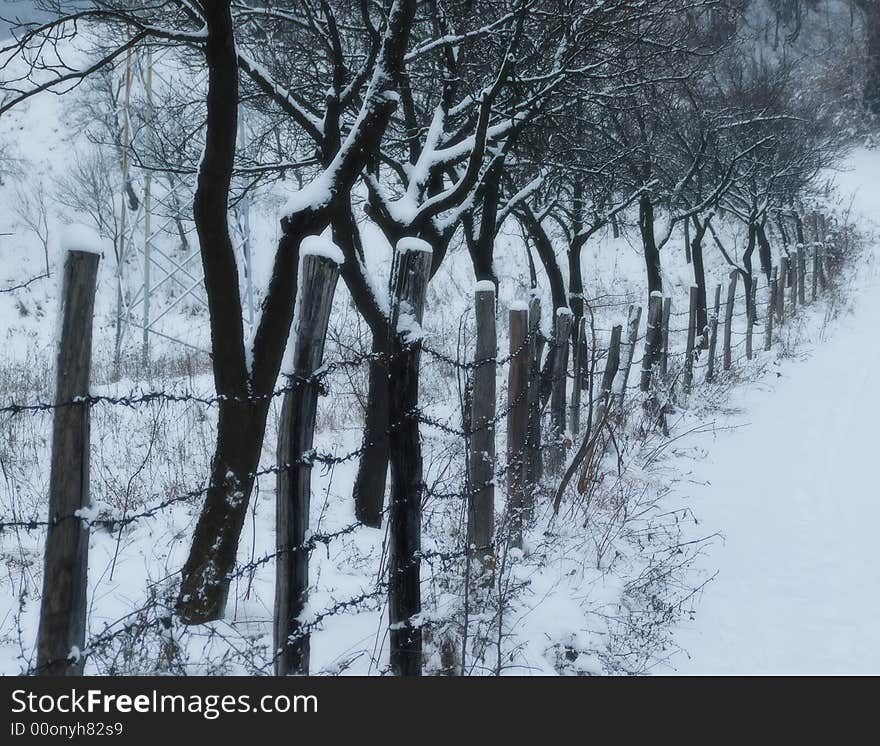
{"left": 0, "top": 234, "right": 848, "bottom": 675}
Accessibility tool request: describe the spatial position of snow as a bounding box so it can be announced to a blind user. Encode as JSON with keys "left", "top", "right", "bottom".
{"left": 60, "top": 223, "right": 103, "bottom": 255}
{"left": 397, "top": 237, "right": 432, "bottom": 255}
{"left": 508, "top": 300, "right": 529, "bottom": 312}
{"left": 300, "top": 235, "right": 344, "bottom": 265}
{"left": 474, "top": 280, "right": 496, "bottom": 293}
{"left": 668, "top": 148, "right": 880, "bottom": 674}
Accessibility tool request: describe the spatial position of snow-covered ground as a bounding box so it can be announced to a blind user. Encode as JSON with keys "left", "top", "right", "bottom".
{"left": 669, "top": 149, "right": 880, "bottom": 674}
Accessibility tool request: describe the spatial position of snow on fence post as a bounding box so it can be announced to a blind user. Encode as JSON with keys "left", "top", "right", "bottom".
{"left": 37, "top": 247, "right": 100, "bottom": 676}
{"left": 723, "top": 271, "right": 737, "bottom": 371}
{"left": 765, "top": 268, "right": 777, "bottom": 352}
{"left": 467, "top": 282, "right": 497, "bottom": 564}
{"left": 706, "top": 284, "right": 722, "bottom": 382}
{"left": 746, "top": 281, "right": 757, "bottom": 361}
{"left": 548, "top": 308, "right": 573, "bottom": 474}
{"left": 683, "top": 287, "right": 698, "bottom": 392}
{"left": 506, "top": 304, "right": 530, "bottom": 548}
{"left": 525, "top": 293, "right": 543, "bottom": 491}
{"left": 777, "top": 255, "right": 788, "bottom": 324}
{"left": 387, "top": 238, "right": 432, "bottom": 677}
{"left": 570, "top": 316, "right": 586, "bottom": 437}
{"left": 659, "top": 296, "right": 672, "bottom": 378}
{"left": 613, "top": 305, "right": 641, "bottom": 406}
{"left": 639, "top": 292, "right": 664, "bottom": 392}
{"left": 274, "top": 240, "right": 341, "bottom": 676}
{"left": 797, "top": 248, "right": 806, "bottom": 305}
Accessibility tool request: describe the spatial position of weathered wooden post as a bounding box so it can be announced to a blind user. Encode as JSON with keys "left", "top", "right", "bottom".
{"left": 777, "top": 256, "right": 788, "bottom": 324}
{"left": 603, "top": 325, "right": 623, "bottom": 399}
{"left": 789, "top": 250, "right": 798, "bottom": 310}
{"left": 706, "top": 284, "right": 721, "bottom": 383}
{"left": 36, "top": 249, "right": 100, "bottom": 676}
{"left": 723, "top": 270, "right": 737, "bottom": 371}
{"left": 613, "top": 305, "right": 641, "bottom": 406}
{"left": 467, "top": 282, "right": 497, "bottom": 562}
{"left": 506, "top": 304, "right": 530, "bottom": 548}
{"left": 275, "top": 240, "right": 342, "bottom": 676}
{"left": 639, "top": 292, "right": 664, "bottom": 392}
{"left": 548, "top": 308, "right": 573, "bottom": 474}
{"left": 387, "top": 238, "right": 432, "bottom": 677}
{"left": 811, "top": 245, "right": 819, "bottom": 302}
{"left": 659, "top": 296, "right": 672, "bottom": 377}
{"left": 683, "top": 286, "right": 698, "bottom": 392}
{"left": 570, "top": 317, "right": 586, "bottom": 437}
{"left": 525, "top": 294, "right": 543, "bottom": 491}
{"left": 745, "top": 281, "right": 757, "bottom": 361}
{"left": 797, "top": 248, "right": 806, "bottom": 306}
{"left": 765, "top": 268, "right": 777, "bottom": 352}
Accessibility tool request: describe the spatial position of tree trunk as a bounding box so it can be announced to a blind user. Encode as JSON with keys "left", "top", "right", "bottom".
{"left": 690, "top": 216, "right": 709, "bottom": 348}
{"left": 638, "top": 193, "right": 663, "bottom": 297}
{"left": 756, "top": 221, "right": 773, "bottom": 282}
{"left": 353, "top": 334, "right": 391, "bottom": 527}
{"left": 863, "top": 1, "right": 880, "bottom": 115}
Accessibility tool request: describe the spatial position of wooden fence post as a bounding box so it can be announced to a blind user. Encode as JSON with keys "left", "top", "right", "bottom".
{"left": 506, "top": 305, "right": 530, "bottom": 548}
{"left": 467, "top": 283, "right": 497, "bottom": 562}
{"left": 548, "top": 308, "right": 573, "bottom": 474}
{"left": 777, "top": 255, "right": 788, "bottom": 324}
{"left": 683, "top": 286, "right": 698, "bottom": 392}
{"left": 525, "top": 294, "right": 543, "bottom": 492}
{"left": 613, "top": 305, "right": 641, "bottom": 406}
{"left": 639, "top": 292, "right": 664, "bottom": 392}
{"left": 765, "top": 268, "right": 777, "bottom": 352}
{"left": 36, "top": 249, "right": 100, "bottom": 676}
{"left": 274, "top": 244, "right": 341, "bottom": 676}
{"left": 797, "top": 247, "right": 806, "bottom": 305}
{"left": 570, "top": 317, "right": 586, "bottom": 437}
{"left": 387, "top": 238, "right": 432, "bottom": 677}
{"left": 706, "top": 284, "right": 721, "bottom": 382}
{"left": 659, "top": 296, "right": 672, "bottom": 377}
{"left": 811, "top": 245, "right": 819, "bottom": 302}
{"left": 723, "top": 270, "right": 737, "bottom": 371}
{"left": 745, "top": 281, "right": 757, "bottom": 361}
{"left": 789, "top": 250, "right": 798, "bottom": 310}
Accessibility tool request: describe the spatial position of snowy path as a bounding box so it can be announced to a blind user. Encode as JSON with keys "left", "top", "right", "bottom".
{"left": 670, "top": 153, "right": 880, "bottom": 675}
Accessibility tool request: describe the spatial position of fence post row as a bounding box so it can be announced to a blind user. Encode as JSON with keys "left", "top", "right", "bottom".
{"left": 36, "top": 249, "right": 100, "bottom": 677}
{"left": 274, "top": 244, "right": 341, "bottom": 676}
{"left": 467, "top": 283, "right": 497, "bottom": 564}
{"left": 387, "top": 238, "right": 432, "bottom": 677}
{"left": 506, "top": 304, "right": 531, "bottom": 548}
